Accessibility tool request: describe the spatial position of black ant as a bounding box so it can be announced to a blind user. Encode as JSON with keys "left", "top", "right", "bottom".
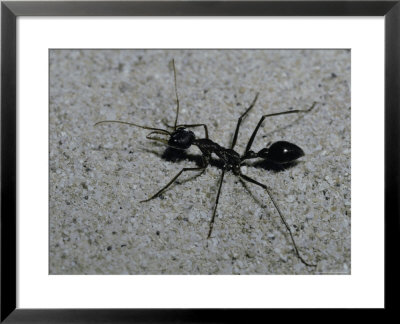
{"left": 95, "top": 59, "right": 317, "bottom": 268}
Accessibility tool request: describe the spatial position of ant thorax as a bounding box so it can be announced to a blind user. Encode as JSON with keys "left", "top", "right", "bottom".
{"left": 215, "top": 148, "right": 241, "bottom": 173}
{"left": 193, "top": 138, "right": 241, "bottom": 173}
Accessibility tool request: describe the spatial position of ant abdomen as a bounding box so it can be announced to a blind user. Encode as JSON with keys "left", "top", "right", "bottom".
{"left": 257, "top": 141, "right": 305, "bottom": 164}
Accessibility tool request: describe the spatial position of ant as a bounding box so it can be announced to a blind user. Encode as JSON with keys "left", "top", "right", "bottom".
{"left": 95, "top": 59, "right": 317, "bottom": 268}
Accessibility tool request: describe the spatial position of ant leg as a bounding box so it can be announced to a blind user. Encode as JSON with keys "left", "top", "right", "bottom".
{"left": 140, "top": 166, "right": 207, "bottom": 203}
{"left": 207, "top": 170, "right": 226, "bottom": 238}
{"left": 171, "top": 59, "right": 180, "bottom": 130}
{"left": 231, "top": 93, "right": 259, "bottom": 149}
{"left": 239, "top": 173, "right": 317, "bottom": 267}
{"left": 244, "top": 102, "right": 317, "bottom": 153}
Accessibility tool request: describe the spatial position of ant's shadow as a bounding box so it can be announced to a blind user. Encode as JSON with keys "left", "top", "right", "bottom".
{"left": 161, "top": 147, "right": 299, "bottom": 173}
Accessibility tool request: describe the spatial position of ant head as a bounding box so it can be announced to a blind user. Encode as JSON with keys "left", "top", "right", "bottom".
{"left": 257, "top": 141, "right": 305, "bottom": 164}
{"left": 168, "top": 127, "right": 195, "bottom": 150}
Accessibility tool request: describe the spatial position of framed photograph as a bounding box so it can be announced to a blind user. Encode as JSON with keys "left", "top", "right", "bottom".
{"left": 1, "top": 0, "right": 398, "bottom": 321}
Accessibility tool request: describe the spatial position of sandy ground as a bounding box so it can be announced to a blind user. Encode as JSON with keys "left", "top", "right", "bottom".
{"left": 49, "top": 49, "right": 351, "bottom": 274}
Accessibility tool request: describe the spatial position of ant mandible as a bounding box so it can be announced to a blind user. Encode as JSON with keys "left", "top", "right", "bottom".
{"left": 95, "top": 59, "right": 317, "bottom": 268}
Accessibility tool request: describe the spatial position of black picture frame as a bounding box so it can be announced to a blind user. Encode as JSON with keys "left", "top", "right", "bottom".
{"left": 1, "top": 1, "right": 398, "bottom": 322}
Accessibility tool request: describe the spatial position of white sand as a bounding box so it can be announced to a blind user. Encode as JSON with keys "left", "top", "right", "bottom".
{"left": 49, "top": 49, "right": 351, "bottom": 274}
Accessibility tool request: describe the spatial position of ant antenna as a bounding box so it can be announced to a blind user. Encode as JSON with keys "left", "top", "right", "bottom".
{"left": 172, "top": 59, "right": 180, "bottom": 130}
{"left": 94, "top": 120, "right": 171, "bottom": 135}
{"left": 145, "top": 130, "right": 170, "bottom": 145}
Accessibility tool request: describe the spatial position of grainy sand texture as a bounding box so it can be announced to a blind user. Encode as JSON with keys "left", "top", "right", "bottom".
{"left": 49, "top": 49, "right": 351, "bottom": 274}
